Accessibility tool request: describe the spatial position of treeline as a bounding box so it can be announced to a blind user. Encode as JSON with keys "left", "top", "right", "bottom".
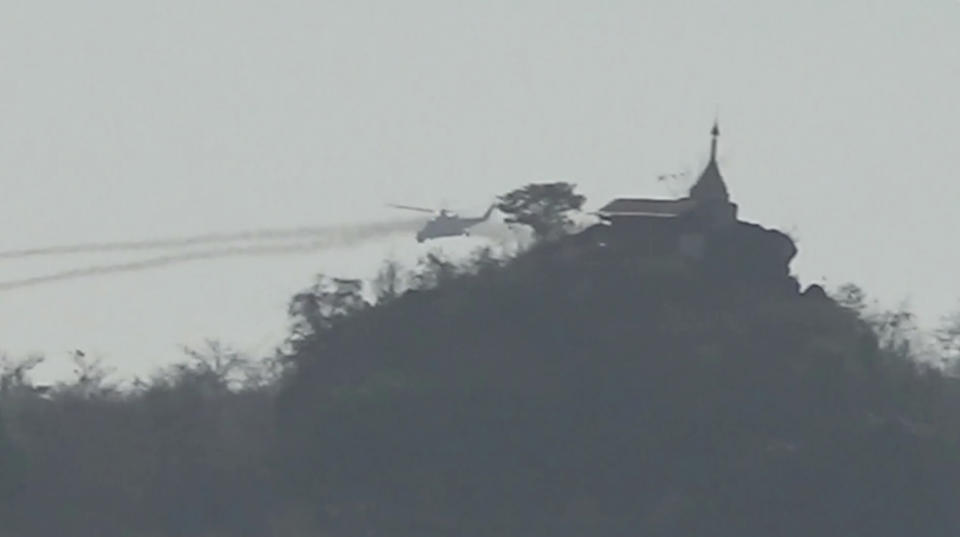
{"left": 2, "top": 184, "right": 960, "bottom": 536}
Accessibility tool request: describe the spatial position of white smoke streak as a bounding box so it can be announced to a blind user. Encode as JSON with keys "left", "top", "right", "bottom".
{"left": 0, "top": 219, "right": 424, "bottom": 292}
{"left": 0, "top": 218, "right": 425, "bottom": 260}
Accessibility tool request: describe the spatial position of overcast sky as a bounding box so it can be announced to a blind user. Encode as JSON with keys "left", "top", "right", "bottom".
{"left": 1, "top": 0, "right": 958, "bottom": 381}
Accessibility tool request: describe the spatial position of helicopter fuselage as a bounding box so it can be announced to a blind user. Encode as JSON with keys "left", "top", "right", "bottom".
{"left": 388, "top": 203, "right": 495, "bottom": 242}
{"left": 415, "top": 215, "right": 480, "bottom": 242}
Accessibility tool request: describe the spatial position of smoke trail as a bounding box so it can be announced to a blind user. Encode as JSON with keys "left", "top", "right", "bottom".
{"left": 0, "top": 219, "right": 423, "bottom": 292}
{"left": 0, "top": 217, "right": 426, "bottom": 260}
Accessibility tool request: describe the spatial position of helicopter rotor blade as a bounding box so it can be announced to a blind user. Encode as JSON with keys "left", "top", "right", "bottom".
{"left": 387, "top": 204, "right": 437, "bottom": 214}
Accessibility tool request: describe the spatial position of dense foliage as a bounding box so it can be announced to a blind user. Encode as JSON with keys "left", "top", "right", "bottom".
{"left": 496, "top": 182, "right": 586, "bottom": 240}
{"left": 2, "top": 198, "right": 960, "bottom": 535}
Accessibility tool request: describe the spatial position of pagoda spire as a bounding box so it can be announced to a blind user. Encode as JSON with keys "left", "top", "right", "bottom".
{"left": 710, "top": 120, "right": 719, "bottom": 162}
{"left": 688, "top": 120, "right": 729, "bottom": 202}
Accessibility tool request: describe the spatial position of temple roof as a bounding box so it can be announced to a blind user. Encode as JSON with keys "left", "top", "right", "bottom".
{"left": 597, "top": 198, "right": 697, "bottom": 217}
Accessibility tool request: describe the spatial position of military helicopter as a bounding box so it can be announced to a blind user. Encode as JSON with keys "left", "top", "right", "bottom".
{"left": 387, "top": 203, "right": 497, "bottom": 242}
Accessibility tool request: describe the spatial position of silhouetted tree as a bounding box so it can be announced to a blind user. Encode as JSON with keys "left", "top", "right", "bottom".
{"left": 936, "top": 307, "right": 960, "bottom": 373}
{"left": 834, "top": 282, "right": 868, "bottom": 313}
{"left": 57, "top": 351, "right": 118, "bottom": 399}
{"left": 372, "top": 259, "right": 406, "bottom": 303}
{"left": 496, "top": 182, "right": 586, "bottom": 241}
{"left": 411, "top": 252, "right": 460, "bottom": 289}
{"left": 286, "top": 275, "right": 367, "bottom": 348}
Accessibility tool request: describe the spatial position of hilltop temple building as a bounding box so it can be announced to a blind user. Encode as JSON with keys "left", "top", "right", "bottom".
{"left": 598, "top": 121, "right": 737, "bottom": 231}
{"left": 593, "top": 122, "right": 742, "bottom": 259}
{"left": 541, "top": 121, "right": 800, "bottom": 292}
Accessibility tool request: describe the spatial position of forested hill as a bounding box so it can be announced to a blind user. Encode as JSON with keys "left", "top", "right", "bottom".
{"left": 275, "top": 217, "right": 960, "bottom": 536}
{"left": 2, "top": 203, "right": 960, "bottom": 536}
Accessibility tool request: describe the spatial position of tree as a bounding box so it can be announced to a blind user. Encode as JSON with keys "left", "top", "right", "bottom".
{"left": 411, "top": 252, "right": 460, "bottom": 289}
{"left": 57, "top": 351, "right": 118, "bottom": 399}
{"left": 833, "top": 283, "right": 868, "bottom": 313}
{"left": 286, "top": 275, "right": 368, "bottom": 349}
{"left": 935, "top": 307, "right": 960, "bottom": 373}
{"left": 372, "top": 259, "right": 407, "bottom": 303}
{"left": 496, "top": 182, "right": 586, "bottom": 241}
{"left": 0, "top": 355, "right": 43, "bottom": 396}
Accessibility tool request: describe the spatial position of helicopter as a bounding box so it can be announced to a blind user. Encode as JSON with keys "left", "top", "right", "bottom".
{"left": 387, "top": 203, "right": 497, "bottom": 242}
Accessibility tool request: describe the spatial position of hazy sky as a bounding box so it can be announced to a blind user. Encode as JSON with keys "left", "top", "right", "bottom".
{"left": 1, "top": 0, "right": 958, "bottom": 381}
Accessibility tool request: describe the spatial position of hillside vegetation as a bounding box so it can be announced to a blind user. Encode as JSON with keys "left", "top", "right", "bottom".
{"left": 2, "top": 188, "right": 960, "bottom": 536}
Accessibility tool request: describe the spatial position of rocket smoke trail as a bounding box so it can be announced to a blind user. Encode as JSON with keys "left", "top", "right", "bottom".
{"left": 0, "top": 219, "right": 424, "bottom": 292}
{"left": 0, "top": 217, "right": 426, "bottom": 260}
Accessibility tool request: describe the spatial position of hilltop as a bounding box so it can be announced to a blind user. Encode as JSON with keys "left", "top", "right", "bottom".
{"left": 273, "top": 215, "right": 960, "bottom": 536}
